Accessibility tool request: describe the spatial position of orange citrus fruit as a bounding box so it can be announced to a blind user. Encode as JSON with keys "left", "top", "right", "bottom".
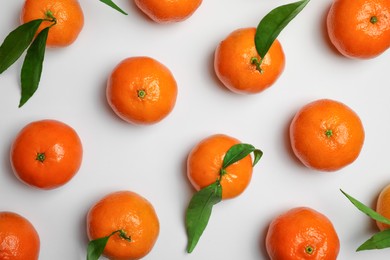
{"left": 290, "top": 99, "right": 365, "bottom": 171}
{"left": 327, "top": 0, "right": 390, "bottom": 59}
{"left": 265, "top": 207, "right": 340, "bottom": 260}
{"left": 0, "top": 211, "right": 40, "bottom": 260}
{"left": 106, "top": 56, "right": 178, "bottom": 125}
{"left": 10, "top": 119, "right": 83, "bottom": 189}
{"left": 20, "top": 0, "right": 84, "bottom": 48}
{"left": 376, "top": 184, "right": 390, "bottom": 231}
{"left": 134, "top": 0, "right": 202, "bottom": 23}
{"left": 187, "top": 134, "right": 253, "bottom": 199}
{"left": 214, "top": 27, "right": 285, "bottom": 94}
{"left": 87, "top": 190, "right": 160, "bottom": 260}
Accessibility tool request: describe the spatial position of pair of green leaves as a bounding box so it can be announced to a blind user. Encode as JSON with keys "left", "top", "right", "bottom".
{"left": 185, "top": 143, "right": 263, "bottom": 253}
{"left": 254, "top": 0, "right": 310, "bottom": 69}
{"left": 0, "top": 18, "right": 55, "bottom": 107}
{"left": 99, "top": 0, "right": 128, "bottom": 15}
{"left": 87, "top": 229, "right": 131, "bottom": 260}
{"left": 341, "top": 189, "right": 390, "bottom": 251}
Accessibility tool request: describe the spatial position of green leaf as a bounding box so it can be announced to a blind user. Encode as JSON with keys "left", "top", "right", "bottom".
{"left": 255, "top": 0, "right": 310, "bottom": 59}
{"left": 99, "top": 0, "right": 128, "bottom": 15}
{"left": 186, "top": 182, "right": 222, "bottom": 253}
{"left": 222, "top": 143, "right": 263, "bottom": 169}
{"left": 87, "top": 236, "right": 110, "bottom": 260}
{"left": 0, "top": 19, "right": 43, "bottom": 74}
{"left": 340, "top": 189, "right": 390, "bottom": 226}
{"left": 19, "top": 27, "right": 49, "bottom": 107}
{"left": 357, "top": 229, "right": 390, "bottom": 251}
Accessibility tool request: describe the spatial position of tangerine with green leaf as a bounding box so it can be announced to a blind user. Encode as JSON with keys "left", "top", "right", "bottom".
{"left": 86, "top": 190, "right": 160, "bottom": 260}
{"left": 185, "top": 134, "right": 262, "bottom": 253}
{"left": 0, "top": 211, "right": 40, "bottom": 260}
{"left": 21, "top": 0, "right": 84, "bottom": 47}
{"left": 10, "top": 119, "right": 83, "bottom": 189}
{"left": 265, "top": 207, "right": 340, "bottom": 259}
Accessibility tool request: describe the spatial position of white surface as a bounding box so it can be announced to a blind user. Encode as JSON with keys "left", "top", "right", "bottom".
{"left": 0, "top": 0, "right": 389, "bottom": 259}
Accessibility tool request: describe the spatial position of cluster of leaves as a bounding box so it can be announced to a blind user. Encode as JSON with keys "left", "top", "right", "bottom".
{"left": 341, "top": 190, "right": 390, "bottom": 251}
{"left": 0, "top": 15, "right": 56, "bottom": 107}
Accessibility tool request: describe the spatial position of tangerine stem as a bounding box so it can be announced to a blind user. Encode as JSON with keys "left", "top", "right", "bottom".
{"left": 111, "top": 229, "right": 131, "bottom": 242}
{"left": 36, "top": 152, "right": 46, "bottom": 163}
{"left": 137, "top": 89, "right": 146, "bottom": 99}
{"left": 44, "top": 10, "right": 57, "bottom": 27}
{"left": 305, "top": 245, "right": 314, "bottom": 255}
{"left": 325, "top": 129, "right": 333, "bottom": 138}
{"left": 370, "top": 16, "right": 378, "bottom": 24}
{"left": 250, "top": 57, "right": 264, "bottom": 74}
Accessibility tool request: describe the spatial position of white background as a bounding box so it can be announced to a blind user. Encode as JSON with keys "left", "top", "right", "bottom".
{"left": 0, "top": 0, "right": 389, "bottom": 259}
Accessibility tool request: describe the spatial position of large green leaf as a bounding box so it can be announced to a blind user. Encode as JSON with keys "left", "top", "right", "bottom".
{"left": 19, "top": 27, "right": 49, "bottom": 107}
{"left": 0, "top": 19, "right": 43, "bottom": 74}
{"left": 186, "top": 182, "right": 222, "bottom": 253}
{"left": 99, "top": 0, "right": 128, "bottom": 15}
{"left": 255, "top": 0, "right": 310, "bottom": 59}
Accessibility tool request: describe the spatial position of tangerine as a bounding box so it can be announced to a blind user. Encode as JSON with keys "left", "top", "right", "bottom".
{"left": 0, "top": 211, "right": 40, "bottom": 260}
{"left": 134, "top": 0, "right": 202, "bottom": 23}
{"left": 265, "top": 207, "right": 340, "bottom": 260}
{"left": 327, "top": 0, "right": 390, "bottom": 59}
{"left": 289, "top": 99, "right": 365, "bottom": 171}
{"left": 20, "top": 0, "right": 84, "bottom": 48}
{"left": 10, "top": 119, "right": 83, "bottom": 189}
{"left": 87, "top": 190, "right": 160, "bottom": 260}
{"left": 214, "top": 27, "right": 285, "bottom": 94}
{"left": 376, "top": 184, "right": 390, "bottom": 231}
{"left": 106, "top": 56, "right": 178, "bottom": 125}
{"left": 187, "top": 134, "right": 253, "bottom": 199}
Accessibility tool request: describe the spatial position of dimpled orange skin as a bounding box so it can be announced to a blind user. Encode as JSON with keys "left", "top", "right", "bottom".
{"left": 290, "top": 99, "right": 365, "bottom": 171}
{"left": 134, "top": 0, "right": 202, "bottom": 23}
{"left": 0, "top": 212, "right": 40, "bottom": 260}
{"left": 327, "top": 0, "right": 390, "bottom": 59}
{"left": 87, "top": 191, "right": 160, "bottom": 260}
{"left": 214, "top": 27, "right": 285, "bottom": 94}
{"left": 187, "top": 134, "right": 253, "bottom": 200}
{"left": 106, "top": 56, "right": 178, "bottom": 125}
{"left": 265, "top": 207, "right": 340, "bottom": 260}
{"left": 20, "top": 0, "right": 84, "bottom": 48}
{"left": 376, "top": 184, "right": 390, "bottom": 230}
{"left": 10, "top": 119, "right": 83, "bottom": 189}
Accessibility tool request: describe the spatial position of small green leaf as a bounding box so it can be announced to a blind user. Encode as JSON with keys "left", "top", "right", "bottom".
{"left": 186, "top": 182, "right": 222, "bottom": 253}
{"left": 357, "top": 229, "right": 390, "bottom": 251}
{"left": 222, "top": 143, "right": 263, "bottom": 169}
{"left": 0, "top": 19, "right": 43, "bottom": 74}
{"left": 255, "top": 0, "right": 310, "bottom": 59}
{"left": 99, "top": 0, "right": 128, "bottom": 15}
{"left": 19, "top": 27, "right": 49, "bottom": 107}
{"left": 340, "top": 189, "right": 390, "bottom": 226}
{"left": 87, "top": 236, "right": 110, "bottom": 260}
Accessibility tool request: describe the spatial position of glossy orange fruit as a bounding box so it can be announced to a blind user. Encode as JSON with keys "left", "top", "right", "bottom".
{"left": 266, "top": 207, "right": 340, "bottom": 260}
{"left": 134, "top": 0, "right": 202, "bottom": 23}
{"left": 10, "top": 119, "right": 83, "bottom": 189}
{"left": 290, "top": 99, "right": 365, "bottom": 171}
{"left": 376, "top": 184, "right": 390, "bottom": 231}
{"left": 87, "top": 190, "right": 160, "bottom": 260}
{"left": 106, "top": 56, "right": 178, "bottom": 125}
{"left": 327, "top": 0, "right": 390, "bottom": 59}
{"left": 214, "top": 27, "right": 285, "bottom": 94}
{"left": 20, "top": 0, "right": 84, "bottom": 47}
{"left": 187, "top": 134, "right": 253, "bottom": 199}
{"left": 0, "top": 211, "right": 40, "bottom": 260}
